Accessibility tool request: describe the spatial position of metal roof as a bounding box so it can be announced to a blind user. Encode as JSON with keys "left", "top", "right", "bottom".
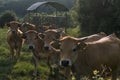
{"left": 27, "top": 1, "right": 69, "bottom": 12}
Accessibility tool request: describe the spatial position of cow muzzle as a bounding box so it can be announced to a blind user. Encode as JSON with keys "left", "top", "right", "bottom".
{"left": 44, "top": 46, "right": 49, "bottom": 51}
{"left": 44, "top": 44, "right": 51, "bottom": 51}
{"left": 12, "top": 30, "right": 16, "bottom": 34}
{"left": 28, "top": 44, "right": 35, "bottom": 49}
{"left": 60, "top": 59, "right": 72, "bottom": 67}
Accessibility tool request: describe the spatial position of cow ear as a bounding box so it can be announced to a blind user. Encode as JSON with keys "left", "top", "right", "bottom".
{"left": 98, "top": 32, "right": 106, "bottom": 35}
{"left": 21, "top": 33, "right": 26, "bottom": 39}
{"left": 6, "top": 23, "right": 10, "bottom": 27}
{"left": 56, "top": 32, "right": 60, "bottom": 39}
{"left": 56, "top": 28, "right": 66, "bottom": 39}
{"left": 18, "top": 23, "right": 22, "bottom": 27}
{"left": 77, "top": 42, "right": 87, "bottom": 51}
{"left": 38, "top": 33, "right": 45, "bottom": 39}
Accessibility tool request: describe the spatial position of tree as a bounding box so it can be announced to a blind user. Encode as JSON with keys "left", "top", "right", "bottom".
{"left": 73, "top": 0, "right": 120, "bottom": 36}
{"left": 0, "top": 10, "right": 17, "bottom": 28}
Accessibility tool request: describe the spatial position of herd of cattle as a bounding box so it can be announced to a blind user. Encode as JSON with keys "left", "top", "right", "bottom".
{"left": 6, "top": 21, "right": 120, "bottom": 80}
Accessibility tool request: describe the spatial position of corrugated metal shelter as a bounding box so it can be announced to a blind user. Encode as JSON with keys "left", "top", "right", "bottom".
{"left": 27, "top": 1, "right": 69, "bottom": 12}
{"left": 26, "top": 1, "right": 69, "bottom": 29}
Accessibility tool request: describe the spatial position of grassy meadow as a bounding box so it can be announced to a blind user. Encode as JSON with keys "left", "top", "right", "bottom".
{"left": 0, "top": 28, "right": 54, "bottom": 80}
{"left": 0, "top": 28, "right": 120, "bottom": 80}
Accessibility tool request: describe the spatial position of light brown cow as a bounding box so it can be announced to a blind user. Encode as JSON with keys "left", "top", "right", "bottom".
{"left": 20, "top": 22, "right": 37, "bottom": 43}
{"left": 43, "top": 28, "right": 67, "bottom": 50}
{"left": 41, "top": 24, "right": 57, "bottom": 31}
{"left": 43, "top": 31, "right": 106, "bottom": 79}
{"left": 7, "top": 21, "right": 23, "bottom": 59}
{"left": 23, "top": 30, "right": 59, "bottom": 76}
{"left": 20, "top": 22, "right": 36, "bottom": 33}
{"left": 79, "top": 32, "right": 106, "bottom": 42}
{"left": 59, "top": 35, "right": 120, "bottom": 80}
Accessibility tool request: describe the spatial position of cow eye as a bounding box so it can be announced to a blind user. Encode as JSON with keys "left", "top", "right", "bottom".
{"left": 73, "top": 48, "right": 77, "bottom": 52}
{"left": 72, "top": 45, "right": 77, "bottom": 52}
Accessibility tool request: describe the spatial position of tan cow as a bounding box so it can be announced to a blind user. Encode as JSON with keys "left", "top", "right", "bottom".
{"left": 20, "top": 22, "right": 36, "bottom": 33}
{"left": 59, "top": 35, "right": 120, "bottom": 80}
{"left": 43, "top": 31, "right": 106, "bottom": 79}
{"left": 23, "top": 30, "right": 59, "bottom": 76}
{"left": 43, "top": 28, "right": 67, "bottom": 50}
{"left": 79, "top": 32, "right": 106, "bottom": 42}
{"left": 20, "top": 22, "right": 37, "bottom": 43}
{"left": 7, "top": 21, "right": 23, "bottom": 59}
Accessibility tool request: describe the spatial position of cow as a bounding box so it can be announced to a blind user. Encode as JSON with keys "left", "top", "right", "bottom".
{"left": 41, "top": 28, "right": 72, "bottom": 79}
{"left": 79, "top": 32, "right": 106, "bottom": 42}
{"left": 20, "top": 22, "right": 37, "bottom": 44}
{"left": 20, "top": 22, "right": 36, "bottom": 33}
{"left": 7, "top": 21, "right": 23, "bottom": 59}
{"left": 43, "top": 31, "right": 106, "bottom": 80}
{"left": 41, "top": 24, "right": 57, "bottom": 31}
{"left": 22, "top": 30, "right": 59, "bottom": 77}
{"left": 59, "top": 35, "right": 120, "bottom": 80}
{"left": 43, "top": 28, "right": 67, "bottom": 50}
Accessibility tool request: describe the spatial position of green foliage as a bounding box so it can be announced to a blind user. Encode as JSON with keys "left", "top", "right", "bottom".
{"left": 67, "top": 26, "right": 81, "bottom": 37}
{"left": 73, "top": 0, "right": 120, "bottom": 36}
{"left": 12, "top": 61, "right": 34, "bottom": 75}
{"left": 0, "top": 10, "right": 17, "bottom": 28}
{"left": 0, "top": 0, "right": 75, "bottom": 17}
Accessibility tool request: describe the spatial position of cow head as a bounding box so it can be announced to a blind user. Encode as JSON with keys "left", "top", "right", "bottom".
{"left": 23, "top": 30, "right": 42, "bottom": 50}
{"left": 59, "top": 36, "right": 87, "bottom": 67}
{"left": 7, "top": 21, "right": 21, "bottom": 34}
{"left": 20, "top": 22, "right": 36, "bottom": 33}
{"left": 43, "top": 29, "right": 66, "bottom": 51}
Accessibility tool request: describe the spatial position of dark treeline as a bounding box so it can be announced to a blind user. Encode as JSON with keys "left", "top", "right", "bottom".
{"left": 0, "top": 0, "right": 76, "bottom": 17}
{"left": 73, "top": 0, "right": 120, "bottom": 36}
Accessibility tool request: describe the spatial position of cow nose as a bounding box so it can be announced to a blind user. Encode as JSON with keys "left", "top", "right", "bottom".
{"left": 44, "top": 46, "right": 49, "bottom": 50}
{"left": 12, "top": 31, "right": 15, "bottom": 33}
{"left": 61, "top": 60, "right": 70, "bottom": 67}
{"left": 21, "top": 34, "right": 26, "bottom": 39}
{"left": 29, "top": 46, "right": 33, "bottom": 49}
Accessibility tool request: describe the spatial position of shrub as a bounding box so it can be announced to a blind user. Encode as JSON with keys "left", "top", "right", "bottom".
{"left": 0, "top": 10, "right": 17, "bottom": 28}
{"left": 67, "top": 26, "right": 81, "bottom": 37}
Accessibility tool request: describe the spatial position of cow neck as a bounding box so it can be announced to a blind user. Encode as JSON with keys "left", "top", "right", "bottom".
{"left": 76, "top": 45, "right": 90, "bottom": 69}
{"left": 72, "top": 46, "right": 92, "bottom": 76}
{"left": 13, "top": 31, "right": 22, "bottom": 48}
{"left": 35, "top": 38, "right": 44, "bottom": 52}
{"left": 31, "top": 49, "right": 39, "bottom": 58}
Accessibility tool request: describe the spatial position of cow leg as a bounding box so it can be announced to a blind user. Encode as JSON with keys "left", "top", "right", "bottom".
{"left": 64, "top": 68, "right": 72, "bottom": 80}
{"left": 10, "top": 47, "right": 14, "bottom": 59}
{"left": 16, "top": 47, "right": 21, "bottom": 59}
{"left": 74, "top": 74, "right": 80, "bottom": 80}
{"left": 47, "top": 56, "right": 52, "bottom": 75}
{"left": 111, "top": 70, "right": 117, "bottom": 80}
{"left": 32, "top": 55, "right": 39, "bottom": 76}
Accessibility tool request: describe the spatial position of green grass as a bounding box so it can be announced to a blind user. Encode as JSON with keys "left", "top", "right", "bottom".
{"left": 0, "top": 28, "right": 119, "bottom": 80}
{"left": 0, "top": 28, "right": 52, "bottom": 80}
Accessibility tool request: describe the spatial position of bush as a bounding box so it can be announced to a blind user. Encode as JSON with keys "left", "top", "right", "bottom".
{"left": 0, "top": 10, "right": 17, "bottom": 28}
{"left": 67, "top": 26, "right": 81, "bottom": 37}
